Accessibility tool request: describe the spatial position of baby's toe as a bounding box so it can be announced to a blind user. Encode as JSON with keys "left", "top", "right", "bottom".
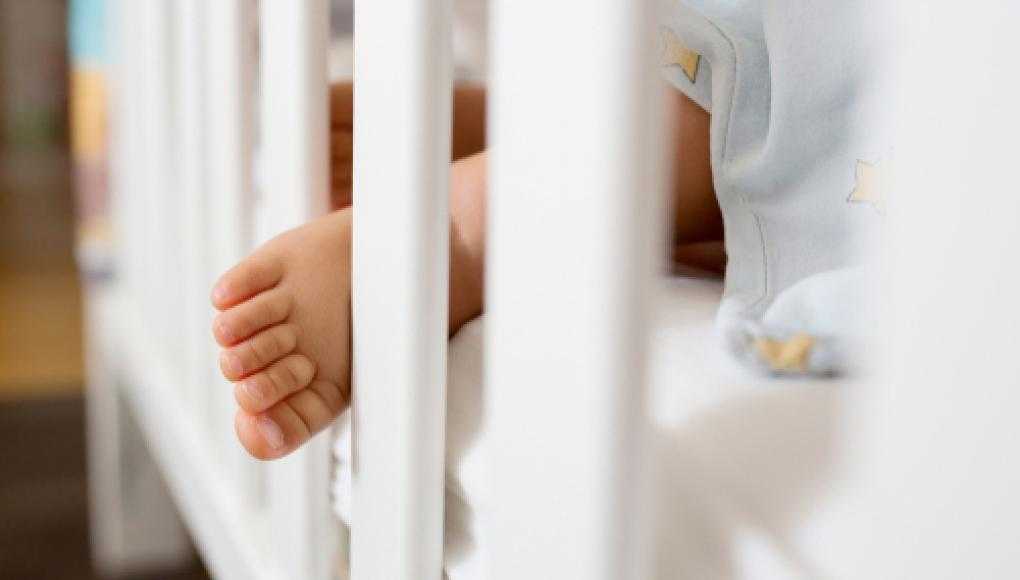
{"left": 212, "top": 252, "right": 284, "bottom": 310}
{"left": 234, "top": 379, "right": 347, "bottom": 460}
{"left": 212, "top": 287, "right": 292, "bottom": 346}
{"left": 234, "top": 411, "right": 291, "bottom": 460}
{"left": 234, "top": 353, "right": 316, "bottom": 414}
{"left": 219, "top": 323, "right": 299, "bottom": 381}
{"left": 284, "top": 379, "right": 348, "bottom": 433}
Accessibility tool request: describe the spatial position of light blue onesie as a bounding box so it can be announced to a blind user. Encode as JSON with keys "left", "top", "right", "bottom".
{"left": 659, "top": 0, "right": 892, "bottom": 375}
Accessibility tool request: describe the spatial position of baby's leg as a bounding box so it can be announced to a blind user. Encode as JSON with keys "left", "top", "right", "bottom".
{"left": 668, "top": 88, "right": 725, "bottom": 274}
{"left": 329, "top": 80, "right": 487, "bottom": 332}
{"left": 329, "top": 81, "right": 487, "bottom": 210}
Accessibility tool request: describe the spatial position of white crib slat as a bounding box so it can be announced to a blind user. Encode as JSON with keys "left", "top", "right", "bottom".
{"left": 258, "top": 2, "right": 339, "bottom": 579}
{"left": 155, "top": 1, "right": 183, "bottom": 367}
{"left": 176, "top": 0, "right": 212, "bottom": 413}
{"left": 115, "top": 0, "right": 157, "bottom": 326}
{"left": 486, "top": 0, "right": 663, "bottom": 578}
{"left": 351, "top": 0, "right": 454, "bottom": 577}
{"left": 257, "top": 0, "right": 331, "bottom": 235}
{"left": 108, "top": 0, "right": 144, "bottom": 298}
{"left": 846, "top": 7, "right": 1020, "bottom": 576}
{"left": 205, "top": 0, "right": 263, "bottom": 508}
{"left": 136, "top": 0, "right": 180, "bottom": 359}
{"left": 128, "top": 0, "right": 155, "bottom": 324}
{"left": 150, "top": 0, "right": 187, "bottom": 382}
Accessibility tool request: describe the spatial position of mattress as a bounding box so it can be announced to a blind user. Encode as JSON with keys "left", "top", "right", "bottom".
{"left": 333, "top": 274, "right": 849, "bottom": 579}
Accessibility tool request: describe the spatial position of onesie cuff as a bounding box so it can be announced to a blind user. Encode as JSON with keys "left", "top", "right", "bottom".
{"left": 659, "top": 26, "right": 712, "bottom": 113}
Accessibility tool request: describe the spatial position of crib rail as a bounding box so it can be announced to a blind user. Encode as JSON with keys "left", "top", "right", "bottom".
{"left": 90, "top": 1, "right": 1020, "bottom": 578}
{"left": 103, "top": 0, "right": 663, "bottom": 578}
{"left": 204, "top": 0, "right": 262, "bottom": 508}
{"left": 258, "top": 2, "right": 338, "bottom": 578}
{"left": 486, "top": 1, "right": 663, "bottom": 578}
{"left": 350, "top": 0, "right": 453, "bottom": 578}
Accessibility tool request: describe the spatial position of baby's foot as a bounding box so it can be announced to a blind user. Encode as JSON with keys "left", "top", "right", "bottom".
{"left": 212, "top": 209, "right": 352, "bottom": 460}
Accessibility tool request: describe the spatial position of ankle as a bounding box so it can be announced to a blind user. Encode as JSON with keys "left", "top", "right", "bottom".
{"left": 448, "top": 152, "right": 487, "bottom": 334}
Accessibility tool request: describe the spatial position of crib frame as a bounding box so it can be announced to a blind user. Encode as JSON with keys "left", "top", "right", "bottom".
{"left": 88, "top": 0, "right": 663, "bottom": 578}
{"left": 87, "top": 1, "right": 1020, "bottom": 578}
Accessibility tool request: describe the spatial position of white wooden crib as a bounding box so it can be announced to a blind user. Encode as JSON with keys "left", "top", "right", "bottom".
{"left": 84, "top": 1, "right": 1020, "bottom": 579}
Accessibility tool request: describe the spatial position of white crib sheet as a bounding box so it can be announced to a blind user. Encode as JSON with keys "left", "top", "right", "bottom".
{"left": 334, "top": 275, "right": 849, "bottom": 579}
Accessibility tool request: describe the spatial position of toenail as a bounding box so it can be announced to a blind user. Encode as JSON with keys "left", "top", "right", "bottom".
{"left": 240, "top": 378, "right": 265, "bottom": 404}
{"left": 213, "top": 285, "right": 229, "bottom": 305}
{"left": 256, "top": 416, "right": 285, "bottom": 450}
{"left": 221, "top": 352, "right": 243, "bottom": 376}
{"left": 216, "top": 319, "right": 234, "bottom": 343}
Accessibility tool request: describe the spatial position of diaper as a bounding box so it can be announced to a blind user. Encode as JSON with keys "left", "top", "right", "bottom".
{"left": 659, "top": 0, "right": 892, "bottom": 375}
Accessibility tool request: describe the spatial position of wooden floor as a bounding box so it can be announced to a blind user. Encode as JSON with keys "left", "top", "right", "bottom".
{"left": 0, "top": 394, "right": 212, "bottom": 580}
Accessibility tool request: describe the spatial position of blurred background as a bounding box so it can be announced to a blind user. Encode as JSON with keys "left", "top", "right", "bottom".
{"left": 0, "top": 1, "right": 80, "bottom": 396}
{"left": 0, "top": 0, "right": 103, "bottom": 575}
{"left": 0, "top": 1, "right": 212, "bottom": 577}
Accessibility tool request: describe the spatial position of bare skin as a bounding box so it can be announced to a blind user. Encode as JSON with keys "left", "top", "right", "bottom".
{"left": 212, "top": 82, "right": 722, "bottom": 460}
{"left": 668, "top": 88, "right": 726, "bottom": 274}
